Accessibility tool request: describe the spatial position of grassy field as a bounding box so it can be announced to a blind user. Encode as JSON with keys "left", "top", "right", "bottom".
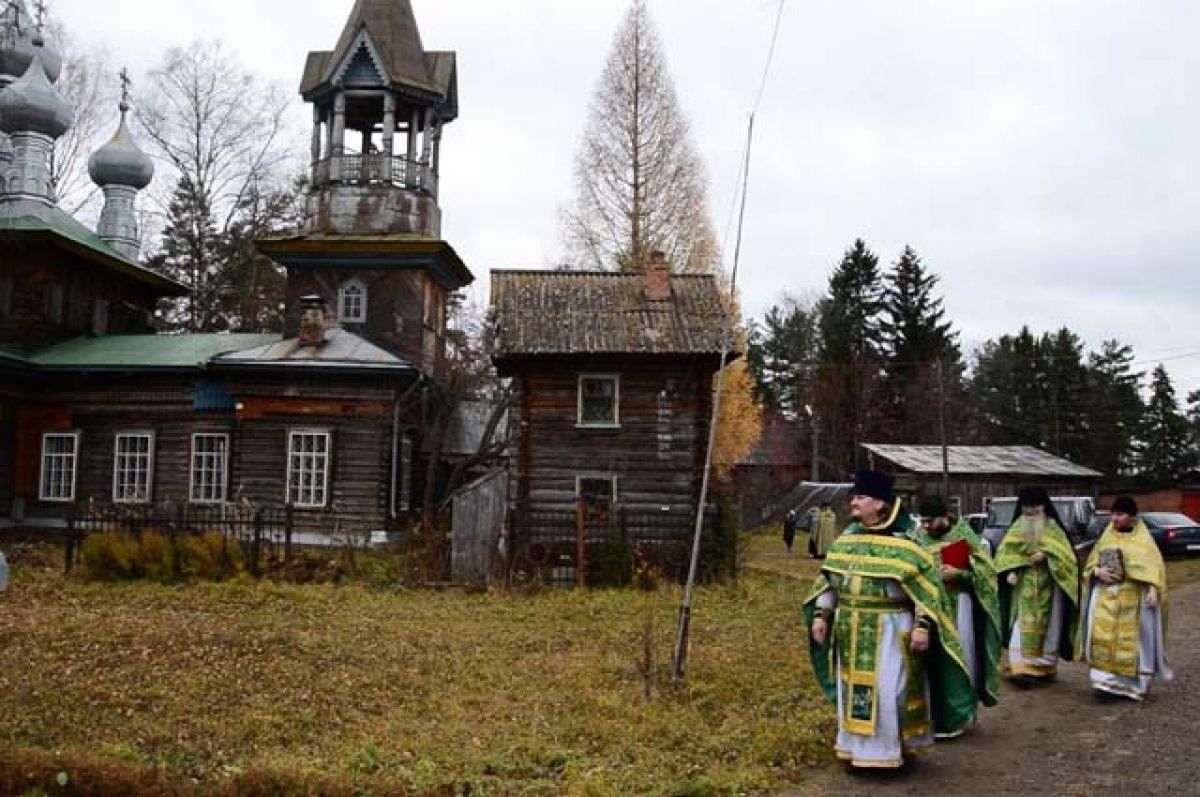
{"left": 0, "top": 542, "right": 831, "bottom": 797}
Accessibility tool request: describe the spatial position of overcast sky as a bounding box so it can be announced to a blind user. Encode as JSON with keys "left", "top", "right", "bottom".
{"left": 52, "top": 0, "right": 1200, "bottom": 395}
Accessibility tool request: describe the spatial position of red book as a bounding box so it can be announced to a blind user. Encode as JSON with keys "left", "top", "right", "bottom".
{"left": 941, "top": 539, "right": 970, "bottom": 570}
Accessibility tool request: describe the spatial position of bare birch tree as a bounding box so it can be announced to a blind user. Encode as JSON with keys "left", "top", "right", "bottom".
{"left": 561, "top": 0, "right": 720, "bottom": 273}
{"left": 136, "top": 41, "right": 299, "bottom": 331}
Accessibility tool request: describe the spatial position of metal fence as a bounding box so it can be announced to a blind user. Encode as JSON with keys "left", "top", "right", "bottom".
{"left": 509, "top": 505, "right": 722, "bottom": 586}
{"left": 63, "top": 502, "right": 299, "bottom": 578}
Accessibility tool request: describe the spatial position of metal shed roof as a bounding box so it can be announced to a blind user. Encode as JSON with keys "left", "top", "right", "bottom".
{"left": 862, "top": 444, "right": 1102, "bottom": 478}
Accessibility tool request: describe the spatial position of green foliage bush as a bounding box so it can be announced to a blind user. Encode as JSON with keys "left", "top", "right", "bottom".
{"left": 590, "top": 530, "right": 634, "bottom": 587}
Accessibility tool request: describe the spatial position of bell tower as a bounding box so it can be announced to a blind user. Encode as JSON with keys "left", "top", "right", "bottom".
{"left": 299, "top": 0, "right": 457, "bottom": 237}
{"left": 259, "top": 0, "right": 471, "bottom": 375}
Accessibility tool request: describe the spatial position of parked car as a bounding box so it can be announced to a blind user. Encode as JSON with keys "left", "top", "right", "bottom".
{"left": 982, "top": 495, "right": 1097, "bottom": 553}
{"left": 1140, "top": 512, "right": 1200, "bottom": 556}
{"left": 964, "top": 513, "right": 987, "bottom": 536}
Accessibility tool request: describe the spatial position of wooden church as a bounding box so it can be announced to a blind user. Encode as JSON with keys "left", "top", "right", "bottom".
{"left": 0, "top": 0, "right": 471, "bottom": 538}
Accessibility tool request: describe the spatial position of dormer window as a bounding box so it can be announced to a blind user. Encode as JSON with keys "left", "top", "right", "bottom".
{"left": 339, "top": 279, "right": 367, "bottom": 323}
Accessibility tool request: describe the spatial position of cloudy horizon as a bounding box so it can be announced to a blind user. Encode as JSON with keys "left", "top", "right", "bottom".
{"left": 47, "top": 0, "right": 1200, "bottom": 397}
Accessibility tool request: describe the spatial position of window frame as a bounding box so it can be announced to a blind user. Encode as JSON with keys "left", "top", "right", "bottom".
{"left": 39, "top": 431, "right": 80, "bottom": 503}
{"left": 286, "top": 428, "right": 332, "bottom": 509}
{"left": 338, "top": 278, "right": 367, "bottom": 323}
{"left": 576, "top": 374, "right": 621, "bottom": 428}
{"left": 189, "top": 432, "right": 230, "bottom": 504}
{"left": 576, "top": 473, "right": 618, "bottom": 522}
{"left": 112, "top": 430, "right": 156, "bottom": 504}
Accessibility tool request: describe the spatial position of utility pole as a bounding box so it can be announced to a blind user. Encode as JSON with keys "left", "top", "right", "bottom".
{"left": 936, "top": 359, "right": 949, "bottom": 496}
{"left": 811, "top": 409, "right": 820, "bottom": 482}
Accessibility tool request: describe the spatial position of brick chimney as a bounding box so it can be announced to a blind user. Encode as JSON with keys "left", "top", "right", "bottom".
{"left": 644, "top": 250, "right": 671, "bottom": 301}
{"left": 297, "top": 294, "right": 329, "bottom": 347}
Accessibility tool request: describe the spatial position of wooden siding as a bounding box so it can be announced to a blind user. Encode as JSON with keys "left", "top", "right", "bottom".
{"left": 0, "top": 246, "right": 159, "bottom": 351}
{"left": 451, "top": 468, "right": 507, "bottom": 582}
{"left": 4, "top": 373, "right": 422, "bottom": 536}
{"left": 284, "top": 268, "right": 446, "bottom": 373}
{"left": 508, "top": 357, "right": 717, "bottom": 515}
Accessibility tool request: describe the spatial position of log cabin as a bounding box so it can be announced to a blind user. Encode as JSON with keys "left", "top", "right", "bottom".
{"left": 489, "top": 253, "right": 737, "bottom": 580}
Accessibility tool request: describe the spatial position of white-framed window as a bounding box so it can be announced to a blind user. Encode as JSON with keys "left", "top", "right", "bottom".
{"left": 577, "top": 375, "right": 620, "bottom": 427}
{"left": 576, "top": 474, "right": 617, "bottom": 523}
{"left": 39, "top": 431, "right": 80, "bottom": 502}
{"left": 112, "top": 431, "right": 155, "bottom": 503}
{"left": 190, "top": 433, "right": 229, "bottom": 504}
{"left": 949, "top": 496, "right": 963, "bottom": 517}
{"left": 338, "top": 279, "right": 367, "bottom": 323}
{"left": 287, "top": 429, "right": 331, "bottom": 508}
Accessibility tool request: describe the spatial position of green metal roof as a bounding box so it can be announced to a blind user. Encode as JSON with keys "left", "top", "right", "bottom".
{"left": 0, "top": 208, "right": 188, "bottom": 295}
{"left": 29, "top": 334, "right": 281, "bottom": 369}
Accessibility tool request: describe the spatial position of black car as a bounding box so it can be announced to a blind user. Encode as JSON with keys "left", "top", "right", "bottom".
{"left": 1140, "top": 512, "right": 1200, "bottom": 556}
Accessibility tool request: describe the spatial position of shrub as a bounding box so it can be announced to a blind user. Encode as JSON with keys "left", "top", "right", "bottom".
{"left": 81, "top": 532, "right": 138, "bottom": 581}
{"left": 590, "top": 530, "right": 634, "bottom": 587}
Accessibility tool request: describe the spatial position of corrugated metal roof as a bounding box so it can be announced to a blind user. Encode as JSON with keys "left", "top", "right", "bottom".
{"left": 862, "top": 444, "right": 1103, "bottom": 478}
{"left": 215, "top": 328, "right": 413, "bottom": 370}
{"left": 490, "top": 270, "right": 731, "bottom": 358}
{"left": 29, "top": 334, "right": 279, "bottom": 368}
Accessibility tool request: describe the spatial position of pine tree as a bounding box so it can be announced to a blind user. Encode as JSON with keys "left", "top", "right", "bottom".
{"left": 816, "top": 239, "right": 886, "bottom": 472}
{"left": 879, "top": 246, "right": 962, "bottom": 443}
{"left": 1141, "top": 364, "right": 1190, "bottom": 482}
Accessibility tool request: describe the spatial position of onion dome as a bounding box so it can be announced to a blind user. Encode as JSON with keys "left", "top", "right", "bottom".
{"left": 0, "top": 39, "right": 72, "bottom": 138}
{"left": 0, "top": 6, "right": 62, "bottom": 84}
{"left": 88, "top": 99, "right": 153, "bottom": 189}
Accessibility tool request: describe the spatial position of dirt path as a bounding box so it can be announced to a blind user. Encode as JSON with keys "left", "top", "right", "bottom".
{"left": 777, "top": 580, "right": 1200, "bottom": 797}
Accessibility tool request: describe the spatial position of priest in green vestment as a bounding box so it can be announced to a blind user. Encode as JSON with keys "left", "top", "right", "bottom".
{"left": 1079, "top": 496, "right": 1172, "bottom": 701}
{"left": 911, "top": 495, "right": 1001, "bottom": 735}
{"left": 804, "top": 470, "right": 976, "bottom": 769}
{"left": 994, "top": 486, "right": 1080, "bottom": 683}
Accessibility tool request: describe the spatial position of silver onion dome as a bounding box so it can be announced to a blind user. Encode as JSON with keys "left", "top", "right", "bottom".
{"left": 0, "top": 5, "right": 62, "bottom": 84}
{"left": 0, "top": 41, "right": 72, "bottom": 138}
{"left": 88, "top": 100, "right": 153, "bottom": 189}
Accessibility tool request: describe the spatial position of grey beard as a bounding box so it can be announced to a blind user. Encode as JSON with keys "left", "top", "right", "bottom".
{"left": 1020, "top": 515, "right": 1046, "bottom": 546}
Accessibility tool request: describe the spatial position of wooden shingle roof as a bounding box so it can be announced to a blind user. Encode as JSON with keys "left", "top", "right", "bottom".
{"left": 490, "top": 270, "right": 732, "bottom": 359}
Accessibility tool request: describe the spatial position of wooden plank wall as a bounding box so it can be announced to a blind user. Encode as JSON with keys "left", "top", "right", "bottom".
{"left": 510, "top": 357, "right": 716, "bottom": 514}
{"left": 6, "top": 374, "right": 416, "bottom": 536}
{"left": 0, "top": 247, "right": 159, "bottom": 350}
{"left": 451, "top": 468, "right": 508, "bottom": 582}
{"left": 284, "top": 268, "right": 444, "bottom": 371}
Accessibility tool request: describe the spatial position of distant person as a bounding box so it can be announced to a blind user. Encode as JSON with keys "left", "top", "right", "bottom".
{"left": 782, "top": 509, "right": 798, "bottom": 555}
{"left": 804, "top": 469, "right": 974, "bottom": 769}
{"left": 1079, "top": 496, "right": 1172, "bottom": 701}
{"left": 994, "top": 487, "right": 1080, "bottom": 685}
{"left": 913, "top": 495, "right": 1002, "bottom": 734}
{"left": 810, "top": 502, "right": 838, "bottom": 559}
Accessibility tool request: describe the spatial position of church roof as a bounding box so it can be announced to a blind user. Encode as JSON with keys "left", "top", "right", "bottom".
{"left": 299, "top": 0, "right": 455, "bottom": 106}
{"left": 0, "top": 199, "right": 187, "bottom": 295}
{"left": 27, "top": 334, "right": 279, "bottom": 369}
{"left": 489, "top": 270, "right": 734, "bottom": 360}
{"left": 213, "top": 328, "right": 415, "bottom": 373}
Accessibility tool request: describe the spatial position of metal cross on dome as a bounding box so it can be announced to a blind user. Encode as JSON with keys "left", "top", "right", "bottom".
{"left": 119, "top": 67, "right": 131, "bottom": 103}
{"left": 33, "top": 0, "right": 45, "bottom": 30}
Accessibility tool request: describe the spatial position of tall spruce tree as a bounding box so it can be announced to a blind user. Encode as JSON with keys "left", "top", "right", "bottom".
{"left": 1042, "top": 327, "right": 1090, "bottom": 461}
{"left": 1081, "top": 340, "right": 1144, "bottom": 476}
{"left": 879, "top": 246, "right": 962, "bottom": 443}
{"left": 1142, "top": 364, "right": 1191, "bottom": 481}
{"left": 745, "top": 296, "right": 819, "bottom": 419}
{"left": 816, "top": 239, "right": 886, "bottom": 472}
